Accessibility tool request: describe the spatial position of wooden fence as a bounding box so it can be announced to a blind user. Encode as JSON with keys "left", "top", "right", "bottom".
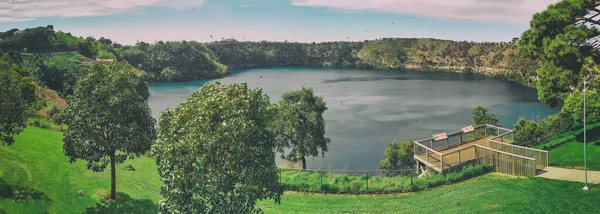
{"left": 474, "top": 145, "right": 536, "bottom": 177}
{"left": 413, "top": 124, "right": 539, "bottom": 177}
{"left": 413, "top": 125, "right": 488, "bottom": 151}
{"left": 488, "top": 140, "right": 548, "bottom": 169}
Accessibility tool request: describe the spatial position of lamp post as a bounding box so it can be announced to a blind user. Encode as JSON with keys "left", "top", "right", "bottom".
{"left": 583, "top": 75, "right": 595, "bottom": 191}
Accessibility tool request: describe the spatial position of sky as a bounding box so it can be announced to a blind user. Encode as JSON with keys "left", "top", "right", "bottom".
{"left": 0, "top": 0, "right": 561, "bottom": 45}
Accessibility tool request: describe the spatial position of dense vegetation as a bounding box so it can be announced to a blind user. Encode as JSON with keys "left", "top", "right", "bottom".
{"left": 0, "top": 26, "right": 539, "bottom": 85}
{"left": 0, "top": 68, "right": 36, "bottom": 145}
{"left": 204, "top": 38, "right": 538, "bottom": 85}
{"left": 280, "top": 165, "right": 491, "bottom": 194}
{"left": 378, "top": 139, "right": 414, "bottom": 171}
{"left": 519, "top": 0, "right": 600, "bottom": 107}
{"left": 121, "top": 41, "right": 228, "bottom": 82}
{"left": 154, "top": 83, "right": 282, "bottom": 213}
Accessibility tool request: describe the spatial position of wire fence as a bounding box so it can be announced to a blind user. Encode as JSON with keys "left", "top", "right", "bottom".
{"left": 278, "top": 167, "right": 416, "bottom": 194}
{"left": 278, "top": 162, "right": 491, "bottom": 194}
{"left": 516, "top": 127, "right": 571, "bottom": 148}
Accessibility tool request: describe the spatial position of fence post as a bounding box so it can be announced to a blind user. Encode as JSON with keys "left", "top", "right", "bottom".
{"left": 410, "top": 168, "right": 413, "bottom": 187}
{"left": 320, "top": 171, "right": 323, "bottom": 191}
{"left": 366, "top": 172, "right": 369, "bottom": 192}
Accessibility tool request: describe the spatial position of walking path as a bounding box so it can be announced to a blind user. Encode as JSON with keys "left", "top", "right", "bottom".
{"left": 537, "top": 166, "right": 600, "bottom": 184}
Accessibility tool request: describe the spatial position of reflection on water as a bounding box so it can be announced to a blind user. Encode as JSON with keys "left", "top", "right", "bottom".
{"left": 147, "top": 67, "right": 559, "bottom": 170}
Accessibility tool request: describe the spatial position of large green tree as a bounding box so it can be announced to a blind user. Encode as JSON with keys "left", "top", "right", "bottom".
{"left": 513, "top": 117, "right": 544, "bottom": 144}
{"left": 153, "top": 83, "right": 282, "bottom": 213}
{"left": 560, "top": 90, "right": 600, "bottom": 126}
{"left": 272, "top": 87, "right": 330, "bottom": 170}
{"left": 519, "top": 0, "right": 600, "bottom": 107}
{"left": 0, "top": 68, "right": 36, "bottom": 145}
{"left": 472, "top": 106, "right": 499, "bottom": 126}
{"left": 378, "top": 139, "right": 414, "bottom": 171}
{"left": 62, "top": 62, "right": 156, "bottom": 200}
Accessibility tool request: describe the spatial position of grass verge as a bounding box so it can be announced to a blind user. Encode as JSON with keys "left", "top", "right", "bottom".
{"left": 281, "top": 165, "right": 491, "bottom": 194}
{"left": 261, "top": 173, "right": 600, "bottom": 214}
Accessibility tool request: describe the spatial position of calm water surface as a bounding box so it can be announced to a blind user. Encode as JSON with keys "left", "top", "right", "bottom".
{"left": 147, "top": 67, "right": 559, "bottom": 170}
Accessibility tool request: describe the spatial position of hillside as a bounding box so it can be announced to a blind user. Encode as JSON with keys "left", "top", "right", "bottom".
{"left": 1, "top": 26, "right": 538, "bottom": 86}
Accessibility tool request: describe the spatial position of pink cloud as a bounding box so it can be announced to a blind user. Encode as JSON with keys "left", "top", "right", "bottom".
{"left": 0, "top": 0, "right": 204, "bottom": 23}
{"left": 291, "top": 0, "right": 560, "bottom": 25}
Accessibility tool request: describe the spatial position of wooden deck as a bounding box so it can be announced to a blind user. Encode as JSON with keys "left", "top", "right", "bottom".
{"left": 415, "top": 136, "right": 494, "bottom": 172}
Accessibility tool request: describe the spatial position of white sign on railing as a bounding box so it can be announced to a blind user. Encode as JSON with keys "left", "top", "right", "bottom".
{"left": 433, "top": 132, "right": 448, "bottom": 141}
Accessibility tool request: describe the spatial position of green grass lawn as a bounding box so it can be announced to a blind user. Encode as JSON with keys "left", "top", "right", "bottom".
{"left": 0, "top": 127, "right": 161, "bottom": 214}
{"left": 3, "top": 126, "right": 600, "bottom": 214}
{"left": 548, "top": 126, "right": 600, "bottom": 170}
{"left": 261, "top": 174, "right": 600, "bottom": 214}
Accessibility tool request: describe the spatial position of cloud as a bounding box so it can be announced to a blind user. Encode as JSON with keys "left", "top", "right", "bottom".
{"left": 0, "top": 0, "right": 204, "bottom": 23}
{"left": 291, "top": 0, "right": 561, "bottom": 25}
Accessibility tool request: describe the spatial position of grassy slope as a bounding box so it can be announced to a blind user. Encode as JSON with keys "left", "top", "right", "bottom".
{"left": 548, "top": 126, "right": 600, "bottom": 170}
{"left": 261, "top": 174, "right": 600, "bottom": 214}
{"left": 0, "top": 127, "right": 161, "bottom": 214}
{"left": 3, "top": 127, "right": 600, "bottom": 214}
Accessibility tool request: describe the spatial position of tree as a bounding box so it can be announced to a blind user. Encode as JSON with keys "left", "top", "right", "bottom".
{"left": 518, "top": 0, "right": 600, "bottom": 107}
{"left": 513, "top": 117, "right": 543, "bottom": 144}
{"left": 153, "top": 83, "right": 282, "bottom": 213}
{"left": 78, "top": 37, "right": 100, "bottom": 57}
{"left": 62, "top": 62, "right": 156, "bottom": 200}
{"left": 272, "top": 87, "right": 330, "bottom": 169}
{"left": 472, "top": 106, "right": 499, "bottom": 126}
{"left": 0, "top": 68, "right": 35, "bottom": 145}
{"left": 378, "top": 139, "right": 414, "bottom": 171}
{"left": 560, "top": 90, "right": 600, "bottom": 126}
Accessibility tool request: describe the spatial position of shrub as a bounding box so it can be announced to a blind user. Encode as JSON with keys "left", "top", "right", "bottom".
{"left": 46, "top": 104, "right": 61, "bottom": 117}
{"left": 378, "top": 139, "right": 414, "bottom": 170}
{"left": 280, "top": 164, "right": 492, "bottom": 194}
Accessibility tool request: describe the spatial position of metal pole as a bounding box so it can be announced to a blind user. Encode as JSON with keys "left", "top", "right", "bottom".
{"left": 584, "top": 88, "right": 589, "bottom": 191}
{"left": 366, "top": 172, "right": 369, "bottom": 191}
{"left": 410, "top": 168, "right": 413, "bottom": 186}
{"left": 320, "top": 171, "right": 323, "bottom": 191}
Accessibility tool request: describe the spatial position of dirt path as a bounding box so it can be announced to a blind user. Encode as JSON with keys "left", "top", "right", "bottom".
{"left": 537, "top": 166, "right": 600, "bottom": 184}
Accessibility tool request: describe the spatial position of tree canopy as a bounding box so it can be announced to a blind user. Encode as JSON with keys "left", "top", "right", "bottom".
{"left": 378, "top": 139, "right": 414, "bottom": 171}
{"left": 560, "top": 90, "right": 600, "bottom": 126}
{"left": 272, "top": 87, "right": 330, "bottom": 169}
{"left": 513, "top": 117, "right": 544, "bottom": 144}
{"left": 472, "top": 106, "right": 499, "bottom": 126}
{"left": 62, "top": 62, "right": 156, "bottom": 200}
{"left": 153, "top": 83, "right": 282, "bottom": 213}
{"left": 519, "top": 0, "right": 600, "bottom": 107}
{"left": 0, "top": 68, "right": 36, "bottom": 145}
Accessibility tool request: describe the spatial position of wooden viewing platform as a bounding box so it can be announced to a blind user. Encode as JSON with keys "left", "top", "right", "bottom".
{"left": 413, "top": 124, "right": 548, "bottom": 177}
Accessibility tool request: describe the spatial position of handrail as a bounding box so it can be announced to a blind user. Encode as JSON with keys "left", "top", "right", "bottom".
{"left": 441, "top": 143, "right": 476, "bottom": 156}
{"left": 413, "top": 124, "right": 487, "bottom": 143}
{"left": 484, "top": 124, "right": 512, "bottom": 132}
{"left": 488, "top": 139, "right": 547, "bottom": 153}
{"left": 474, "top": 144, "right": 535, "bottom": 160}
{"left": 414, "top": 141, "right": 443, "bottom": 155}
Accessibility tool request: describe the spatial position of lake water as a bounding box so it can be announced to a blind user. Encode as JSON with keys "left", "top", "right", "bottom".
{"left": 147, "top": 67, "right": 560, "bottom": 170}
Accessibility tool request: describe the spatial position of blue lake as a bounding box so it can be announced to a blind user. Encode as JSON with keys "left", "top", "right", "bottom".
{"left": 148, "top": 67, "right": 560, "bottom": 170}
